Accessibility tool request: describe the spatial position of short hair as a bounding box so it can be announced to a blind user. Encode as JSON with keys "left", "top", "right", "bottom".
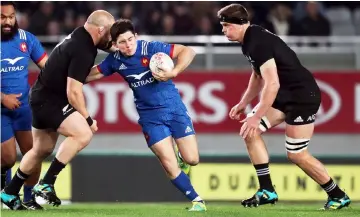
{"left": 1, "top": 1, "right": 16, "bottom": 8}
{"left": 110, "top": 19, "right": 135, "bottom": 41}
{"left": 217, "top": 4, "right": 249, "bottom": 24}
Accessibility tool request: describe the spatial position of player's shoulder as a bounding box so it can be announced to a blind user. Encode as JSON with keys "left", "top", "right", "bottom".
{"left": 249, "top": 25, "right": 275, "bottom": 39}
{"left": 110, "top": 50, "right": 122, "bottom": 61}
{"left": 18, "top": 29, "right": 38, "bottom": 42}
{"left": 246, "top": 25, "right": 279, "bottom": 49}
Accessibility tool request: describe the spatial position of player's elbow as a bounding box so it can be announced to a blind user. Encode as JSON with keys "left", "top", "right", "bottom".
{"left": 186, "top": 46, "right": 196, "bottom": 59}
{"left": 67, "top": 87, "right": 82, "bottom": 103}
{"left": 269, "top": 80, "right": 280, "bottom": 91}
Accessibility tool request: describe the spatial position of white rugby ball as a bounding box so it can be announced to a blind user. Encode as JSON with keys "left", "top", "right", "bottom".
{"left": 149, "top": 52, "right": 174, "bottom": 74}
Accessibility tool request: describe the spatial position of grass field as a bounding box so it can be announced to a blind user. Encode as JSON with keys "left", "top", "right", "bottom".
{"left": 1, "top": 202, "right": 359, "bottom": 217}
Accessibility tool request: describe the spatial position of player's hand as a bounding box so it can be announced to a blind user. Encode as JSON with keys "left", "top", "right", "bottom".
{"left": 239, "top": 115, "right": 261, "bottom": 139}
{"left": 229, "top": 102, "right": 246, "bottom": 120}
{"left": 90, "top": 119, "right": 98, "bottom": 133}
{"left": 1, "top": 93, "right": 22, "bottom": 110}
{"left": 152, "top": 66, "right": 178, "bottom": 82}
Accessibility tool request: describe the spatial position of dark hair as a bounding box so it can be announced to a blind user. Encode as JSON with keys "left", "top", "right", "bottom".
{"left": 110, "top": 19, "right": 135, "bottom": 41}
{"left": 1, "top": 1, "right": 16, "bottom": 8}
{"left": 217, "top": 4, "right": 249, "bottom": 24}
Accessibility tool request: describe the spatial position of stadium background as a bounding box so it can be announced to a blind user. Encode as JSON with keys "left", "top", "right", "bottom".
{"left": 11, "top": 1, "right": 360, "bottom": 203}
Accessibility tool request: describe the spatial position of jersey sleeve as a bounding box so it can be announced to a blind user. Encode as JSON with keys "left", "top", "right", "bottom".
{"left": 148, "top": 41, "right": 175, "bottom": 58}
{"left": 249, "top": 40, "right": 275, "bottom": 67}
{"left": 68, "top": 48, "right": 95, "bottom": 83}
{"left": 96, "top": 53, "right": 116, "bottom": 76}
{"left": 27, "top": 31, "right": 47, "bottom": 64}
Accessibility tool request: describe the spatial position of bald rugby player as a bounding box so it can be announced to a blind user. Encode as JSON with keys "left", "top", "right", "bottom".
{"left": 1, "top": 10, "right": 115, "bottom": 210}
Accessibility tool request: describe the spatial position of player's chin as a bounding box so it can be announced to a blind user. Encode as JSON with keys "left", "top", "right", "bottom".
{"left": 225, "top": 36, "right": 236, "bottom": 41}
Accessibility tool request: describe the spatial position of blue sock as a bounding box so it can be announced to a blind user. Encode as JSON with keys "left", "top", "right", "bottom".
{"left": 23, "top": 185, "right": 33, "bottom": 202}
{"left": 5, "top": 169, "right": 12, "bottom": 185}
{"left": 171, "top": 171, "right": 202, "bottom": 202}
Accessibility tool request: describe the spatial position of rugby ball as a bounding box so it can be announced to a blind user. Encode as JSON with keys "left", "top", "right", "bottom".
{"left": 149, "top": 52, "right": 174, "bottom": 74}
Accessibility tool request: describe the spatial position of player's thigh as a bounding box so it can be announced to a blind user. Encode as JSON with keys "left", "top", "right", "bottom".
{"left": 174, "top": 135, "right": 199, "bottom": 166}
{"left": 12, "top": 105, "right": 33, "bottom": 154}
{"left": 32, "top": 127, "right": 59, "bottom": 155}
{"left": 1, "top": 111, "right": 15, "bottom": 144}
{"left": 57, "top": 111, "right": 93, "bottom": 145}
{"left": 32, "top": 99, "right": 92, "bottom": 144}
{"left": 284, "top": 103, "right": 319, "bottom": 157}
{"left": 248, "top": 103, "right": 286, "bottom": 134}
{"left": 150, "top": 135, "right": 179, "bottom": 174}
{"left": 15, "top": 131, "right": 33, "bottom": 155}
{"left": 13, "top": 105, "right": 32, "bottom": 132}
{"left": 1, "top": 137, "right": 17, "bottom": 167}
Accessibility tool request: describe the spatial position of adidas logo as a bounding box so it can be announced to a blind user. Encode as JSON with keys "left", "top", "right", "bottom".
{"left": 294, "top": 116, "right": 303, "bottom": 123}
{"left": 186, "top": 191, "right": 191, "bottom": 195}
{"left": 185, "top": 126, "right": 192, "bottom": 133}
{"left": 119, "top": 63, "right": 127, "bottom": 70}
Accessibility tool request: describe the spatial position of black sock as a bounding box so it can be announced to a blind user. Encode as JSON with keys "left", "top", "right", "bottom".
{"left": 1, "top": 167, "right": 7, "bottom": 190}
{"left": 321, "top": 178, "right": 345, "bottom": 198}
{"left": 5, "top": 168, "right": 30, "bottom": 195}
{"left": 254, "top": 163, "right": 274, "bottom": 191}
{"left": 42, "top": 158, "right": 66, "bottom": 185}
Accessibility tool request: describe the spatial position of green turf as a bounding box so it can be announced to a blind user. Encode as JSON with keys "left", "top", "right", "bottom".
{"left": 1, "top": 203, "right": 359, "bottom": 217}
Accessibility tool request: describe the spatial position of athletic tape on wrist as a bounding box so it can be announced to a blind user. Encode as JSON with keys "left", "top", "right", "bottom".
{"left": 86, "top": 116, "right": 93, "bottom": 126}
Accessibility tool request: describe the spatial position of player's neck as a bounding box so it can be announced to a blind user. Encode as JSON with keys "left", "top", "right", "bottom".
{"left": 83, "top": 24, "right": 99, "bottom": 46}
{"left": 238, "top": 23, "right": 250, "bottom": 43}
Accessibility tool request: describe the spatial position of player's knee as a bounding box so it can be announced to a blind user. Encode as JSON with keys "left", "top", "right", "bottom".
{"left": 74, "top": 128, "right": 93, "bottom": 151}
{"left": 243, "top": 130, "right": 263, "bottom": 146}
{"left": 184, "top": 154, "right": 199, "bottom": 166}
{"left": 285, "top": 136, "right": 310, "bottom": 164}
{"left": 1, "top": 151, "right": 16, "bottom": 168}
{"left": 161, "top": 158, "right": 179, "bottom": 178}
{"left": 33, "top": 145, "right": 53, "bottom": 158}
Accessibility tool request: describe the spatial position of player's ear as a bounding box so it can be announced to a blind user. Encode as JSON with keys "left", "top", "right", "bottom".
{"left": 134, "top": 33, "right": 138, "bottom": 39}
{"left": 99, "top": 26, "right": 105, "bottom": 34}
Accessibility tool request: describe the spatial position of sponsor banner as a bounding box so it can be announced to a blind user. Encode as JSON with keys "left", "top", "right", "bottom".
{"left": 12, "top": 162, "right": 72, "bottom": 200}
{"left": 28, "top": 72, "right": 360, "bottom": 133}
{"left": 71, "top": 156, "right": 186, "bottom": 202}
{"left": 190, "top": 163, "right": 360, "bottom": 201}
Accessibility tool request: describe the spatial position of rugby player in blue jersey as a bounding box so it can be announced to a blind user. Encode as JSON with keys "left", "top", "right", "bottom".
{"left": 86, "top": 19, "right": 206, "bottom": 212}
{"left": 1, "top": 1, "right": 47, "bottom": 210}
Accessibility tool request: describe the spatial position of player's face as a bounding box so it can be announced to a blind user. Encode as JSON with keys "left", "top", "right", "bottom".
{"left": 1, "top": 5, "right": 18, "bottom": 41}
{"left": 114, "top": 31, "right": 137, "bottom": 56}
{"left": 220, "top": 22, "right": 240, "bottom": 42}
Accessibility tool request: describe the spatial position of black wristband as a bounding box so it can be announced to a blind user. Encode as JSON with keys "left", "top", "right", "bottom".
{"left": 86, "top": 116, "right": 93, "bottom": 126}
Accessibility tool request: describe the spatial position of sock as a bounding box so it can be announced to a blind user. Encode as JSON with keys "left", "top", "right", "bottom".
{"left": 23, "top": 185, "right": 33, "bottom": 202}
{"left": 1, "top": 167, "right": 7, "bottom": 190}
{"left": 42, "top": 157, "right": 66, "bottom": 185}
{"left": 171, "top": 171, "right": 202, "bottom": 202}
{"left": 6, "top": 169, "right": 12, "bottom": 186}
{"left": 254, "top": 163, "right": 275, "bottom": 191}
{"left": 321, "top": 178, "right": 345, "bottom": 198}
{"left": 5, "top": 168, "right": 30, "bottom": 195}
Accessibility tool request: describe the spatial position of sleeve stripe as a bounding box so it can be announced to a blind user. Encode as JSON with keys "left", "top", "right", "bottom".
{"left": 36, "top": 52, "right": 47, "bottom": 63}
{"left": 19, "top": 29, "right": 27, "bottom": 40}
{"left": 169, "top": 44, "right": 174, "bottom": 58}
{"left": 96, "top": 65, "right": 103, "bottom": 74}
{"left": 141, "top": 41, "right": 148, "bottom": 56}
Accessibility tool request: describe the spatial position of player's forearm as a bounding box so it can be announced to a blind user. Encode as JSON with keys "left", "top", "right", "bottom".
{"left": 254, "top": 82, "right": 279, "bottom": 118}
{"left": 239, "top": 73, "right": 263, "bottom": 105}
{"left": 172, "top": 47, "right": 196, "bottom": 76}
{"left": 67, "top": 90, "right": 89, "bottom": 118}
